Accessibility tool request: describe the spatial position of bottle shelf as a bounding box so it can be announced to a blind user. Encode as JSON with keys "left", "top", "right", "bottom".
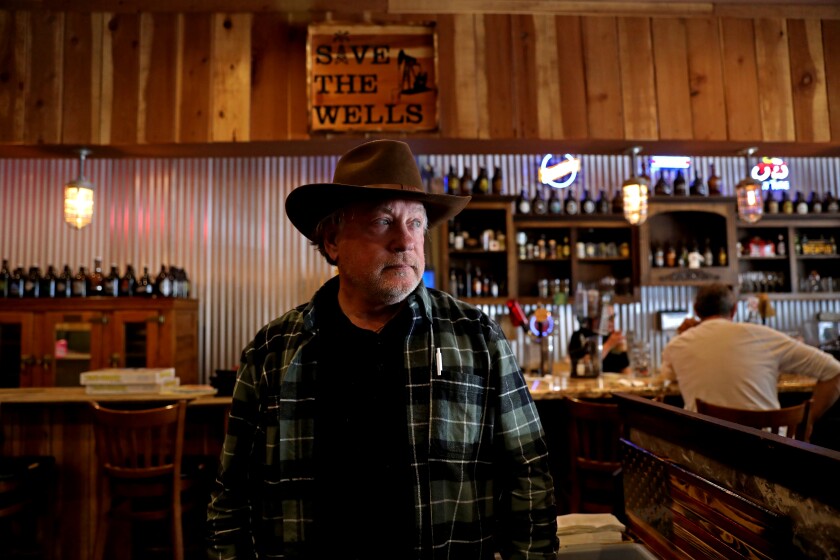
{"left": 795, "top": 254, "right": 839, "bottom": 260}
{"left": 738, "top": 256, "right": 789, "bottom": 261}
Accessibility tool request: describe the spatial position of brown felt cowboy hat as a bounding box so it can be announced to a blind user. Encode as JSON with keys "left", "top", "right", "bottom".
{"left": 285, "top": 140, "right": 471, "bottom": 241}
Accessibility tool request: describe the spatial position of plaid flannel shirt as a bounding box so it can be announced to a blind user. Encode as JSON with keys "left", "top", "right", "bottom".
{"left": 207, "top": 278, "right": 558, "bottom": 559}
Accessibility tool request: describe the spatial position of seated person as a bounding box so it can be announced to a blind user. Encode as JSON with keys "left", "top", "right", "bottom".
{"left": 660, "top": 283, "right": 840, "bottom": 422}
{"left": 568, "top": 303, "right": 631, "bottom": 375}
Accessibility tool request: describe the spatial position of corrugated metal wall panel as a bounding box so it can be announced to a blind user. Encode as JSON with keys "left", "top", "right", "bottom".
{"left": 1, "top": 153, "right": 838, "bottom": 380}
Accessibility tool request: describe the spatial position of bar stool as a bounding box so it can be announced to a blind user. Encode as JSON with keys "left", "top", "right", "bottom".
{"left": 89, "top": 401, "right": 188, "bottom": 560}
{"left": 695, "top": 398, "right": 813, "bottom": 441}
{"left": 0, "top": 455, "right": 55, "bottom": 560}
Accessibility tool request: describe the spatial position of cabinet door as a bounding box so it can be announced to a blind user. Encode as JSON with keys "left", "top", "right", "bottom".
{"left": 110, "top": 310, "right": 164, "bottom": 369}
{"left": 0, "top": 311, "right": 37, "bottom": 387}
{"left": 42, "top": 311, "right": 109, "bottom": 387}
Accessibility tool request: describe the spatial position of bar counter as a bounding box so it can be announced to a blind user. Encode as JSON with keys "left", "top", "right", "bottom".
{"left": 0, "top": 388, "right": 230, "bottom": 560}
{"left": 524, "top": 372, "right": 816, "bottom": 400}
{"left": 0, "top": 376, "right": 819, "bottom": 559}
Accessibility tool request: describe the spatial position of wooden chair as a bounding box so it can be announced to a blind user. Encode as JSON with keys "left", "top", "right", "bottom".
{"left": 90, "top": 401, "right": 187, "bottom": 560}
{"left": 564, "top": 397, "right": 624, "bottom": 514}
{"left": 695, "top": 398, "right": 813, "bottom": 442}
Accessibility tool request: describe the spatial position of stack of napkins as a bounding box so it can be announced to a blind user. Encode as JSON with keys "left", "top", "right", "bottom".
{"left": 556, "top": 513, "right": 625, "bottom": 546}
{"left": 80, "top": 368, "right": 179, "bottom": 394}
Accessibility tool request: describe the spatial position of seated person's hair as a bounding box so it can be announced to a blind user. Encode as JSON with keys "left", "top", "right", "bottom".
{"left": 693, "top": 283, "right": 737, "bottom": 319}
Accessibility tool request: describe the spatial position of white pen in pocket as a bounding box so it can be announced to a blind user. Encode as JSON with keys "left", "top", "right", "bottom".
{"left": 436, "top": 348, "right": 442, "bottom": 376}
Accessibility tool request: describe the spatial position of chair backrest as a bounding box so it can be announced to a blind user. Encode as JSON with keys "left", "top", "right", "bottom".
{"left": 695, "top": 398, "right": 813, "bottom": 442}
{"left": 564, "top": 397, "right": 623, "bottom": 513}
{"left": 90, "top": 401, "right": 186, "bottom": 482}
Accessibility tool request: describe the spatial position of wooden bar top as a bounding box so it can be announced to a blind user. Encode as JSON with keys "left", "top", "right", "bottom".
{"left": 526, "top": 372, "right": 816, "bottom": 400}
{"left": 0, "top": 386, "right": 228, "bottom": 404}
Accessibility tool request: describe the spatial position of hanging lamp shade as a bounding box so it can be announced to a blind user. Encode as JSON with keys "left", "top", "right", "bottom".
{"left": 622, "top": 146, "right": 649, "bottom": 226}
{"left": 623, "top": 178, "right": 649, "bottom": 225}
{"left": 64, "top": 149, "right": 94, "bottom": 229}
{"left": 736, "top": 147, "right": 763, "bottom": 224}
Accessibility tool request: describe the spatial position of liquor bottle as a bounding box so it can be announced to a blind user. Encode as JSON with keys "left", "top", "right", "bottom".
{"left": 653, "top": 170, "right": 671, "bottom": 196}
{"left": 677, "top": 244, "right": 687, "bottom": 268}
{"left": 611, "top": 189, "right": 624, "bottom": 214}
{"left": 580, "top": 189, "right": 596, "bottom": 214}
{"left": 137, "top": 266, "right": 154, "bottom": 296}
{"left": 445, "top": 165, "right": 460, "bottom": 195}
{"left": 23, "top": 265, "right": 41, "bottom": 297}
{"left": 56, "top": 265, "right": 72, "bottom": 297}
{"left": 673, "top": 170, "right": 689, "bottom": 197}
{"left": 776, "top": 235, "right": 786, "bottom": 257}
{"left": 474, "top": 167, "right": 489, "bottom": 195}
{"left": 718, "top": 246, "right": 728, "bottom": 266}
{"left": 170, "top": 266, "right": 182, "bottom": 298}
{"left": 532, "top": 188, "right": 548, "bottom": 215}
{"left": 640, "top": 161, "right": 651, "bottom": 186}
{"left": 793, "top": 234, "right": 802, "bottom": 255}
{"left": 707, "top": 163, "right": 722, "bottom": 196}
{"left": 780, "top": 191, "right": 793, "bottom": 214}
{"left": 548, "top": 188, "right": 563, "bottom": 214}
{"left": 794, "top": 191, "right": 808, "bottom": 215}
{"left": 9, "top": 266, "right": 24, "bottom": 298}
{"left": 0, "top": 259, "right": 9, "bottom": 297}
{"left": 824, "top": 191, "right": 840, "bottom": 213}
{"left": 765, "top": 191, "right": 779, "bottom": 214}
{"left": 561, "top": 236, "right": 571, "bottom": 259}
{"left": 597, "top": 190, "right": 611, "bottom": 214}
{"left": 516, "top": 188, "right": 531, "bottom": 214}
{"left": 181, "top": 267, "right": 191, "bottom": 299}
{"left": 703, "top": 239, "right": 714, "bottom": 267}
{"left": 459, "top": 167, "right": 473, "bottom": 196}
{"left": 156, "top": 265, "right": 173, "bottom": 297}
{"left": 120, "top": 265, "right": 137, "bottom": 297}
{"left": 653, "top": 244, "right": 664, "bottom": 267}
{"left": 491, "top": 166, "right": 503, "bottom": 195}
{"left": 72, "top": 266, "right": 88, "bottom": 297}
{"left": 103, "top": 264, "right": 120, "bottom": 296}
{"left": 665, "top": 244, "right": 677, "bottom": 267}
{"left": 564, "top": 188, "right": 579, "bottom": 215}
{"left": 689, "top": 169, "right": 706, "bottom": 196}
{"left": 90, "top": 257, "right": 104, "bottom": 294}
{"left": 40, "top": 265, "right": 57, "bottom": 298}
{"left": 807, "top": 191, "right": 823, "bottom": 214}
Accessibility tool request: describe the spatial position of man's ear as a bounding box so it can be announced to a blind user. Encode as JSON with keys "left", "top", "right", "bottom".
{"left": 324, "top": 226, "right": 340, "bottom": 263}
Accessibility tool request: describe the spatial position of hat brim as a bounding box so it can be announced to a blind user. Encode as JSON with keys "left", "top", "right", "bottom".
{"left": 286, "top": 183, "right": 471, "bottom": 241}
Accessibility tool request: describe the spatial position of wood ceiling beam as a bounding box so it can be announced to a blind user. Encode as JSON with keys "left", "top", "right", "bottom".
{"left": 3, "top": 0, "right": 839, "bottom": 18}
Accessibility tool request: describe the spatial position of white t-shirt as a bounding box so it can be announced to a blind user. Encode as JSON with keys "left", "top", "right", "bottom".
{"left": 660, "top": 318, "right": 840, "bottom": 411}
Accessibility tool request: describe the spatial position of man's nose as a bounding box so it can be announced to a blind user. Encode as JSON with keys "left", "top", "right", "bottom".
{"left": 390, "top": 224, "right": 417, "bottom": 252}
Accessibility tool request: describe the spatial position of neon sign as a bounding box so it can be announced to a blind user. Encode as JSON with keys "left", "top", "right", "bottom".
{"left": 539, "top": 154, "right": 580, "bottom": 189}
{"left": 650, "top": 156, "right": 691, "bottom": 171}
{"left": 751, "top": 157, "right": 790, "bottom": 192}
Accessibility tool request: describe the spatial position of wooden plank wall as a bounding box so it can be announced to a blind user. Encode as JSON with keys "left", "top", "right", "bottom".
{"left": 1, "top": 9, "right": 839, "bottom": 148}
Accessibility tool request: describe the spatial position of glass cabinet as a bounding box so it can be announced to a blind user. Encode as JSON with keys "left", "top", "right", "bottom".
{"left": 0, "top": 298, "right": 199, "bottom": 387}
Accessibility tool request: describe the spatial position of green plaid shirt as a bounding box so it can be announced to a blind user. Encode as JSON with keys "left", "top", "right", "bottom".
{"left": 207, "top": 278, "right": 558, "bottom": 559}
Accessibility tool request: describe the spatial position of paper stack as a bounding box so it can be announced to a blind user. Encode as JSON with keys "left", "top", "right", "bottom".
{"left": 556, "top": 513, "right": 625, "bottom": 546}
{"left": 80, "top": 368, "right": 179, "bottom": 394}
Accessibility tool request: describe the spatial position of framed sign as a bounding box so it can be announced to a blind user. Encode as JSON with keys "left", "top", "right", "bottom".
{"left": 307, "top": 23, "right": 438, "bottom": 133}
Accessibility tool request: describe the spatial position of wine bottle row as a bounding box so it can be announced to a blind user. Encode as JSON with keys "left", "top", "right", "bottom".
{"left": 515, "top": 186, "right": 622, "bottom": 216}
{"left": 650, "top": 240, "right": 728, "bottom": 268}
{"left": 0, "top": 258, "right": 191, "bottom": 299}
{"left": 764, "top": 190, "right": 840, "bottom": 215}
{"left": 423, "top": 165, "right": 504, "bottom": 196}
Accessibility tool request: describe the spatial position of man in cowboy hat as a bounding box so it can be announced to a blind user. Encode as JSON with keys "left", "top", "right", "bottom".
{"left": 208, "top": 140, "right": 558, "bottom": 559}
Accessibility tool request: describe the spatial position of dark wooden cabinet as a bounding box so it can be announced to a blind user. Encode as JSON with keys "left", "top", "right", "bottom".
{"left": 640, "top": 197, "right": 738, "bottom": 287}
{"left": 0, "top": 298, "right": 199, "bottom": 387}
{"left": 514, "top": 215, "right": 639, "bottom": 304}
{"left": 736, "top": 214, "right": 840, "bottom": 296}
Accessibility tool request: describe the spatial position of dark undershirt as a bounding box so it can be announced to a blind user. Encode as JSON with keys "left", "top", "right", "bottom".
{"left": 312, "top": 298, "right": 415, "bottom": 559}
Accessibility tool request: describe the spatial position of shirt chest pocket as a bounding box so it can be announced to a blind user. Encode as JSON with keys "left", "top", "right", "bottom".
{"left": 429, "top": 372, "right": 489, "bottom": 459}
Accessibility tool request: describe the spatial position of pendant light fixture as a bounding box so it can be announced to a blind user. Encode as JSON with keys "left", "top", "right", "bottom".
{"left": 64, "top": 148, "right": 94, "bottom": 229}
{"left": 736, "top": 147, "right": 763, "bottom": 224}
{"left": 622, "top": 146, "right": 649, "bottom": 226}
